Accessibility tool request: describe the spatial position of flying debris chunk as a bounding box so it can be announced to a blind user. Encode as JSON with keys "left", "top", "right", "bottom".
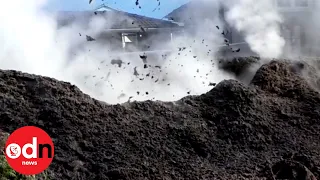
{"left": 144, "top": 64, "right": 148, "bottom": 69}
{"left": 117, "top": 93, "right": 126, "bottom": 100}
{"left": 139, "top": 55, "right": 147, "bottom": 63}
{"left": 209, "top": 82, "right": 216, "bottom": 86}
{"left": 111, "top": 59, "right": 123, "bottom": 67}
{"left": 222, "top": 31, "right": 225, "bottom": 35}
{"left": 106, "top": 72, "right": 111, "bottom": 80}
{"left": 134, "top": 67, "right": 139, "bottom": 76}
{"left": 232, "top": 48, "right": 241, "bottom": 52}
{"left": 127, "top": 96, "right": 133, "bottom": 102}
{"left": 216, "top": 25, "right": 219, "bottom": 29}
{"left": 135, "top": 0, "right": 139, "bottom": 6}
{"left": 86, "top": 35, "right": 95, "bottom": 41}
{"left": 140, "top": 27, "right": 146, "bottom": 33}
{"left": 89, "top": 0, "right": 93, "bottom": 4}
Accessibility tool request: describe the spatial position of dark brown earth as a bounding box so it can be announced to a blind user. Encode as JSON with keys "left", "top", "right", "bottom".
{"left": 0, "top": 59, "right": 320, "bottom": 180}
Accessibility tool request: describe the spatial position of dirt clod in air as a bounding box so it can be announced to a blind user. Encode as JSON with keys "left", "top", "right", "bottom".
{"left": 86, "top": 35, "right": 95, "bottom": 41}
{"left": 111, "top": 59, "right": 124, "bottom": 68}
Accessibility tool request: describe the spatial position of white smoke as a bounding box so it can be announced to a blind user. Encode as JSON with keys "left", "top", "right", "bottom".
{"left": 222, "top": 0, "right": 285, "bottom": 58}
{"left": 0, "top": 0, "right": 67, "bottom": 78}
{"left": 0, "top": 0, "right": 234, "bottom": 104}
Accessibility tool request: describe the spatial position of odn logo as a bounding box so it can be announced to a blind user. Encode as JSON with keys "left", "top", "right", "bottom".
{"left": 5, "top": 126, "right": 54, "bottom": 175}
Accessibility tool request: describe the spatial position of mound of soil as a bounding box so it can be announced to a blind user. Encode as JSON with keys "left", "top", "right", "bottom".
{"left": 0, "top": 59, "right": 319, "bottom": 180}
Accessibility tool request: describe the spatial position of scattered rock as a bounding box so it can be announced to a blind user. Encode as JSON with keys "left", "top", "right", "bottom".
{"left": 86, "top": 35, "right": 95, "bottom": 41}
{"left": 111, "top": 59, "right": 124, "bottom": 68}
{"left": 139, "top": 55, "right": 147, "bottom": 63}
{"left": 133, "top": 67, "right": 139, "bottom": 76}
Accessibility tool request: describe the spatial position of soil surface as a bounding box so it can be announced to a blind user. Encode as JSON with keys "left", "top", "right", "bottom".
{"left": 0, "top": 59, "right": 320, "bottom": 180}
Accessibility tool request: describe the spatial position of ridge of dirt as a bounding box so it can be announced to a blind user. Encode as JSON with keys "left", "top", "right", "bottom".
{"left": 0, "top": 59, "right": 319, "bottom": 180}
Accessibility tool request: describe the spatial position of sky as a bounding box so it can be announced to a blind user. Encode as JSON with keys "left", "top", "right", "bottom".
{"left": 45, "top": 0, "right": 189, "bottom": 19}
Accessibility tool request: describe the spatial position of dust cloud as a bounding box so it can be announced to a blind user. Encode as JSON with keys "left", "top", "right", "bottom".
{"left": 221, "top": 0, "right": 285, "bottom": 59}
{"left": 0, "top": 0, "right": 293, "bottom": 104}
{"left": 0, "top": 0, "right": 237, "bottom": 104}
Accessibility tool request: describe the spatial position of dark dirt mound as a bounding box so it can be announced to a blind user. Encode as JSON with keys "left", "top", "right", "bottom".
{"left": 0, "top": 59, "right": 320, "bottom": 180}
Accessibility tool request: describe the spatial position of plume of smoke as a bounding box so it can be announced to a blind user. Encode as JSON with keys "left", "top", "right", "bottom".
{"left": 222, "top": 0, "right": 285, "bottom": 58}
{"left": 0, "top": 0, "right": 67, "bottom": 78}
{"left": 0, "top": 0, "right": 234, "bottom": 104}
